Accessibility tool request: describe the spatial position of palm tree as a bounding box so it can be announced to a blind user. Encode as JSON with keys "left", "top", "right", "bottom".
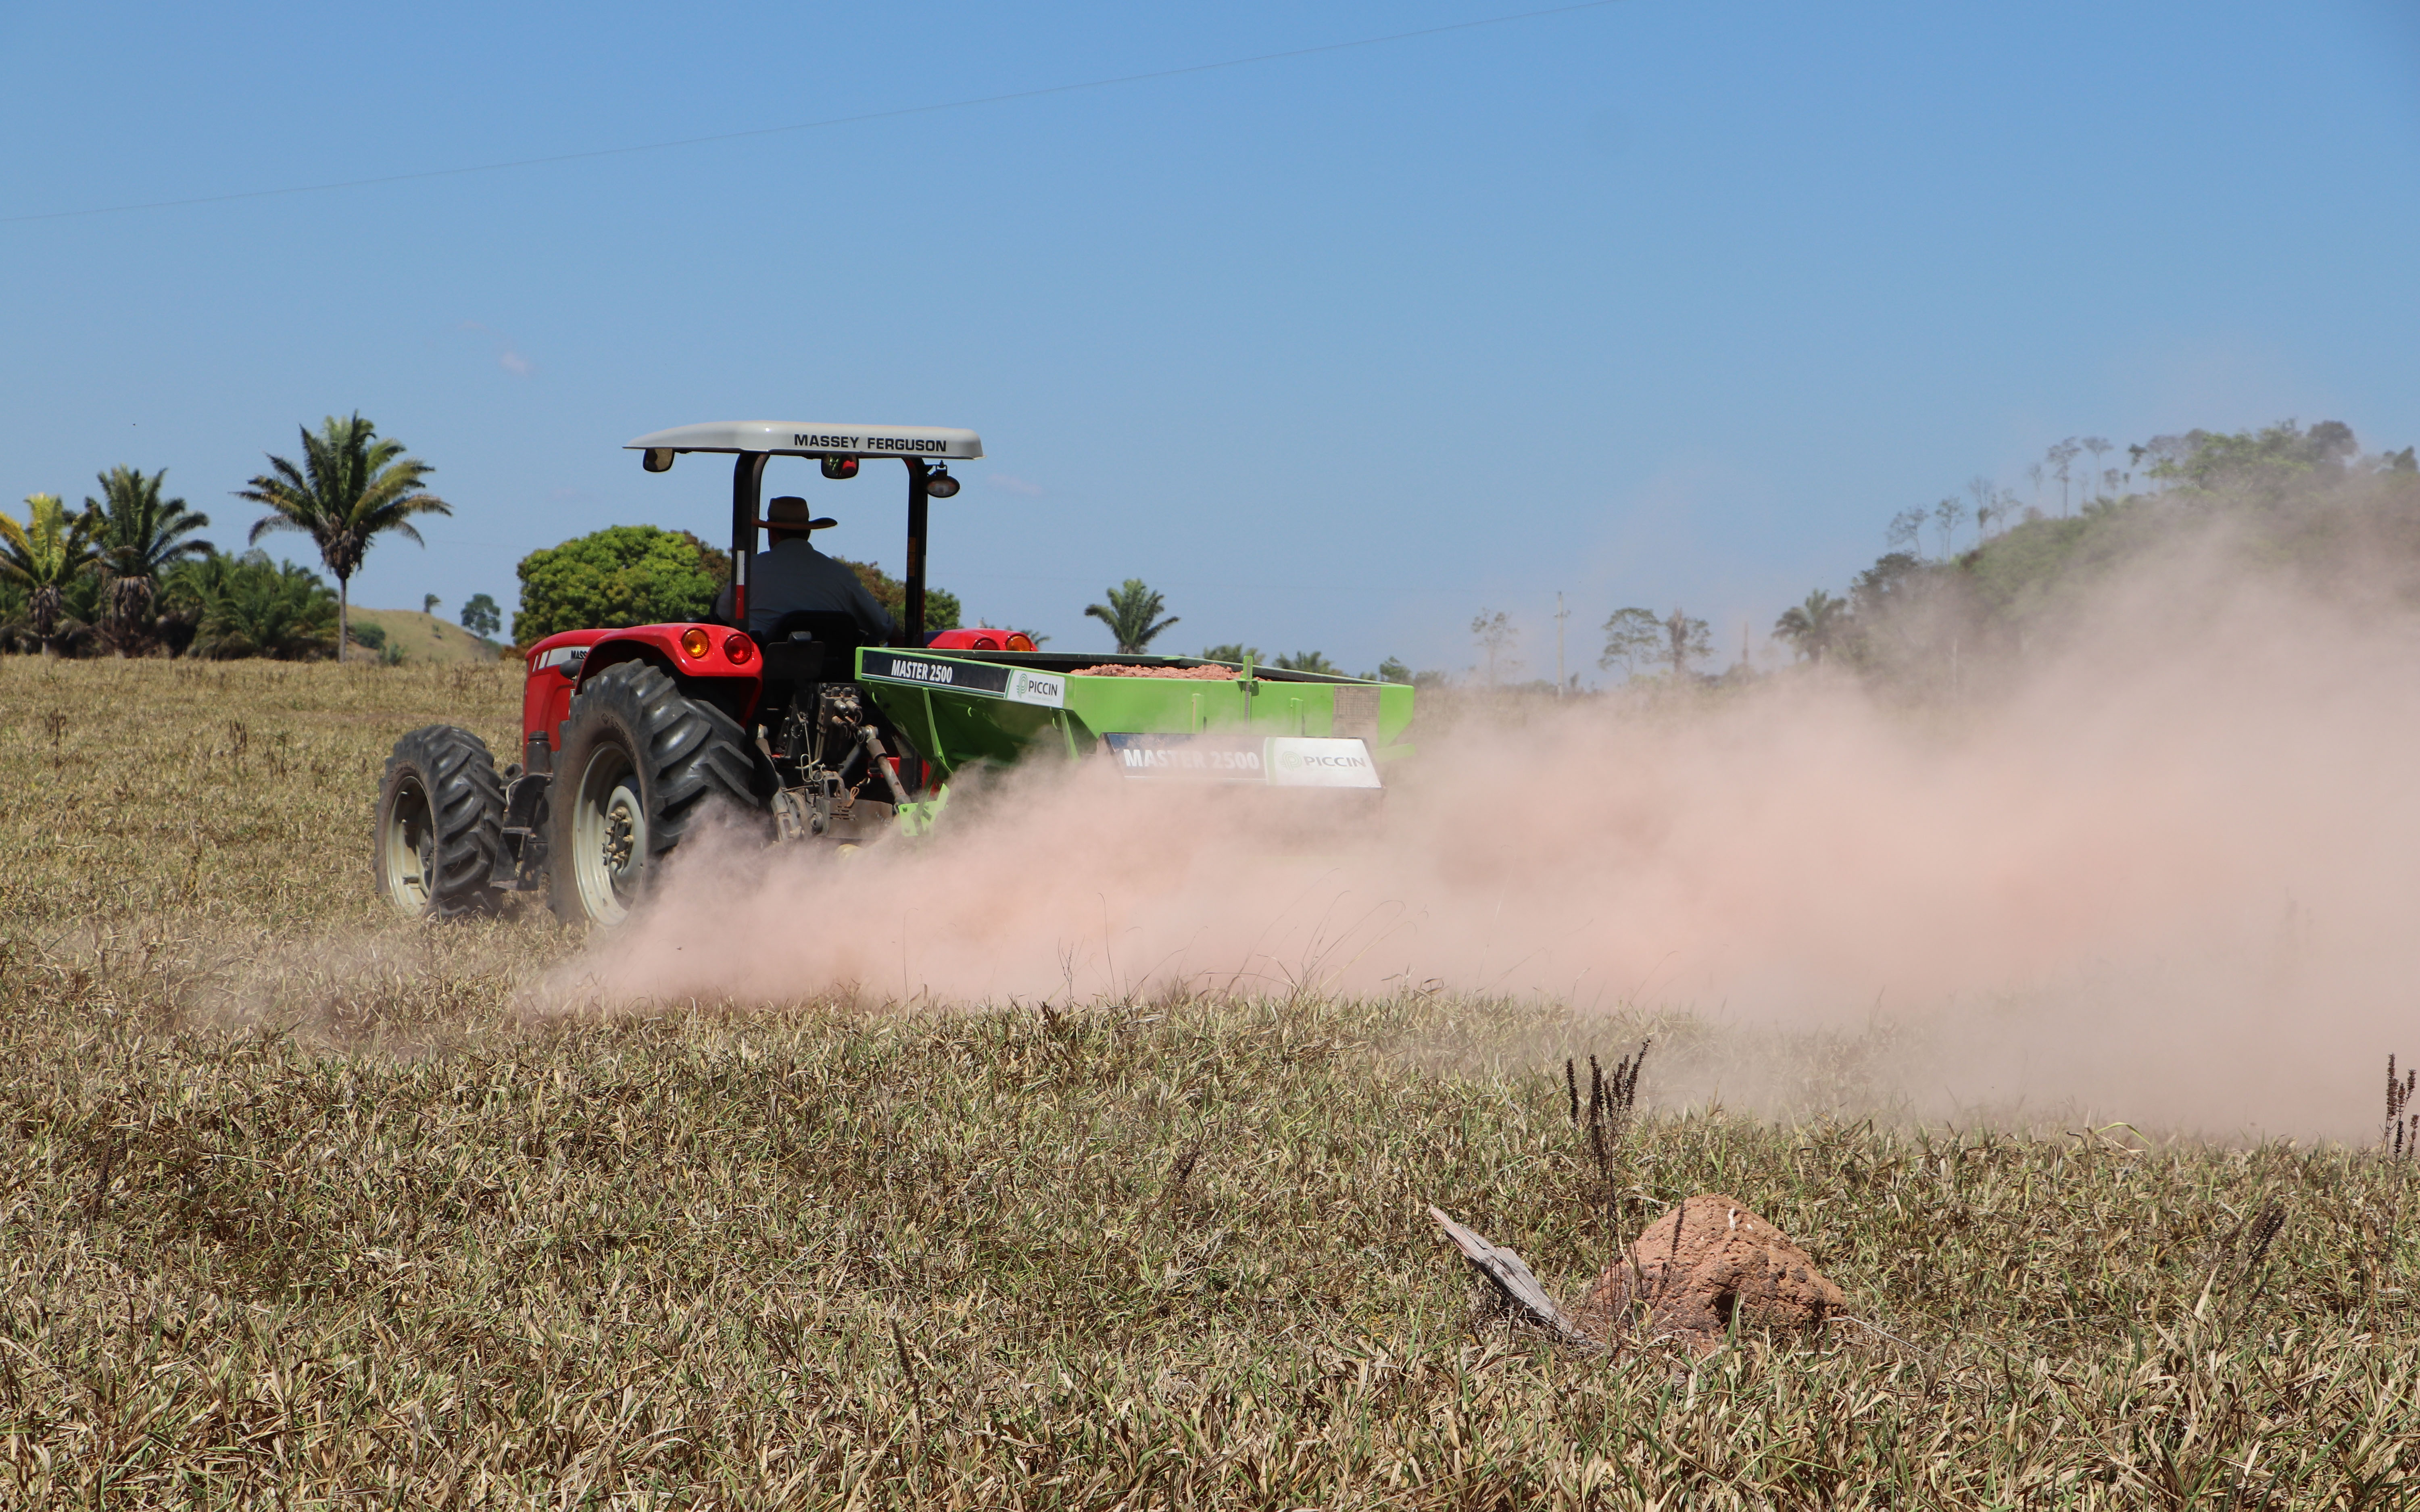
{"left": 1084, "top": 578, "right": 1177, "bottom": 654}
{"left": 0, "top": 494, "right": 99, "bottom": 657}
{"left": 1662, "top": 606, "right": 1711, "bottom": 679}
{"left": 236, "top": 413, "right": 450, "bottom": 658}
{"left": 181, "top": 552, "right": 340, "bottom": 660}
{"left": 1273, "top": 650, "right": 1338, "bottom": 674}
{"left": 83, "top": 468, "right": 212, "bottom": 656}
{"left": 1772, "top": 589, "right": 1850, "bottom": 664}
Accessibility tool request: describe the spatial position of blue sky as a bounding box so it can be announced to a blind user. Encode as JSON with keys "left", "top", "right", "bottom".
{"left": 6, "top": 0, "right": 2417, "bottom": 675}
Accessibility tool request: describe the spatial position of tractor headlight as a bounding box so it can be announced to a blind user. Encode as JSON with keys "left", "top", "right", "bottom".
{"left": 925, "top": 465, "right": 960, "bottom": 498}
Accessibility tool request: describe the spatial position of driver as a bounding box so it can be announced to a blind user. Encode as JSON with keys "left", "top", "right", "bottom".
{"left": 722, "top": 496, "right": 897, "bottom": 642}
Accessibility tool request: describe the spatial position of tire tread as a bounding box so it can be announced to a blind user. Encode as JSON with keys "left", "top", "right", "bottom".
{"left": 378, "top": 725, "right": 506, "bottom": 917}
{"left": 546, "top": 660, "right": 759, "bottom": 925}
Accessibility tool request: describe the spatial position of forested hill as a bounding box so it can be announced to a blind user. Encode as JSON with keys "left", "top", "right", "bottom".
{"left": 1775, "top": 421, "right": 2420, "bottom": 692}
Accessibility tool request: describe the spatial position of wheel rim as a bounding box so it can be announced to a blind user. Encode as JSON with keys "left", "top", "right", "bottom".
{"left": 571, "top": 743, "right": 646, "bottom": 926}
{"left": 380, "top": 776, "right": 438, "bottom": 914}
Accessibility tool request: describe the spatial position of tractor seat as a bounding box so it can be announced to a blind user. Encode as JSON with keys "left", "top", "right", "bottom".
{"left": 766, "top": 610, "right": 873, "bottom": 666}
{"left": 757, "top": 610, "right": 873, "bottom": 695}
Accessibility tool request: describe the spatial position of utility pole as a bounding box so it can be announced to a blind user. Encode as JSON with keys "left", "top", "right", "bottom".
{"left": 1554, "top": 592, "right": 1569, "bottom": 698}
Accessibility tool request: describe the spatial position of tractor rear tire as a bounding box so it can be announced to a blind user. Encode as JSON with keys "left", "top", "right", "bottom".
{"left": 546, "top": 659, "right": 759, "bottom": 928}
{"left": 376, "top": 725, "right": 507, "bottom": 918}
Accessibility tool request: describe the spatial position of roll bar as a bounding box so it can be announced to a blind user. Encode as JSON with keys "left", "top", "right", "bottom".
{"left": 728, "top": 453, "right": 933, "bottom": 647}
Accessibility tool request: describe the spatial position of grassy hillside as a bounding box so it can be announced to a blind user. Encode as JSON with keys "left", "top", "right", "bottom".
{"left": 1793, "top": 423, "right": 2420, "bottom": 694}
{"left": 2, "top": 659, "right": 2416, "bottom": 1507}
{"left": 348, "top": 605, "right": 503, "bottom": 664}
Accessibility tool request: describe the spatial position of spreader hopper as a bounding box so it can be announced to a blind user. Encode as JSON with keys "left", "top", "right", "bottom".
{"left": 852, "top": 648, "right": 1414, "bottom": 796}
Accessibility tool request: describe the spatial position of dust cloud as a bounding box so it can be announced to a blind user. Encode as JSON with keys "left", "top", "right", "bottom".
{"left": 558, "top": 556, "right": 2420, "bottom": 1139}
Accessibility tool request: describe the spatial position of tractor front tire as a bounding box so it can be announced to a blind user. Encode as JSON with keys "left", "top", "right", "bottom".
{"left": 547, "top": 660, "right": 758, "bottom": 928}
{"left": 376, "top": 725, "right": 507, "bottom": 918}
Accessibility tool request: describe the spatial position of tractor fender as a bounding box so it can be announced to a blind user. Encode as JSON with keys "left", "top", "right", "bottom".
{"left": 523, "top": 625, "right": 766, "bottom": 750}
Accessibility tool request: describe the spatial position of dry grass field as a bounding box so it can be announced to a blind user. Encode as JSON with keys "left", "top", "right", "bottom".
{"left": 3, "top": 658, "right": 2418, "bottom": 1508}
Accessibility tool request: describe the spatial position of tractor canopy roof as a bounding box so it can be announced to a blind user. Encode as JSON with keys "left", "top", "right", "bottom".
{"left": 625, "top": 422, "right": 983, "bottom": 460}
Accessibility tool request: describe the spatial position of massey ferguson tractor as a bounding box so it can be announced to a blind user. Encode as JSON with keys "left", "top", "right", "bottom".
{"left": 375, "top": 421, "right": 1415, "bottom": 927}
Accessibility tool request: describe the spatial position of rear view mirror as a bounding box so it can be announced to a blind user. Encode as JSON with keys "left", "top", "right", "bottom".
{"left": 821, "top": 456, "right": 859, "bottom": 480}
{"left": 642, "top": 448, "right": 676, "bottom": 473}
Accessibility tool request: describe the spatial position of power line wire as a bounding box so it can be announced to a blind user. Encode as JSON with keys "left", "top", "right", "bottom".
{"left": 2, "top": 0, "right": 1629, "bottom": 227}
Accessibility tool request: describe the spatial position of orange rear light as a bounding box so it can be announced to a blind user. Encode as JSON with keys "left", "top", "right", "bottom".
{"left": 1006, "top": 632, "right": 1037, "bottom": 651}
{"left": 680, "top": 627, "right": 711, "bottom": 659}
{"left": 723, "top": 633, "right": 753, "bottom": 664}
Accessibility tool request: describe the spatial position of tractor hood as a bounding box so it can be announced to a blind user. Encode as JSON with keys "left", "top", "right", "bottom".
{"left": 625, "top": 422, "right": 982, "bottom": 460}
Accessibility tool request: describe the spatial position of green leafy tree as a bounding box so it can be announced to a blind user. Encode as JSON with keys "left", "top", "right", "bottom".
{"left": 1833, "top": 550, "right": 1950, "bottom": 678}
{"left": 1201, "top": 643, "right": 1261, "bottom": 666}
{"left": 163, "top": 551, "right": 339, "bottom": 660}
{"left": 236, "top": 413, "right": 450, "bottom": 658}
{"left": 1375, "top": 656, "right": 1412, "bottom": 685}
{"left": 1085, "top": 579, "right": 1177, "bottom": 653}
{"left": 0, "top": 493, "right": 99, "bottom": 657}
{"left": 83, "top": 468, "right": 212, "bottom": 655}
{"left": 1273, "top": 650, "right": 1338, "bottom": 674}
{"left": 1772, "top": 589, "right": 1850, "bottom": 664}
{"left": 459, "top": 592, "right": 502, "bottom": 639}
{"left": 833, "top": 557, "right": 959, "bottom": 633}
{"left": 1848, "top": 552, "right": 1926, "bottom": 617}
{"left": 513, "top": 526, "right": 724, "bottom": 645}
{"left": 1599, "top": 606, "right": 1661, "bottom": 678}
{"left": 516, "top": 533, "right": 958, "bottom": 645}
{"left": 423, "top": 593, "right": 440, "bottom": 615}
{"left": 2141, "top": 419, "right": 2362, "bottom": 499}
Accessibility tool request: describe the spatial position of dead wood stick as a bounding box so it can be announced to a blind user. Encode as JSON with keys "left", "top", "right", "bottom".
{"left": 1427, "top": 1205, "right": 1602, "bottom": 1350}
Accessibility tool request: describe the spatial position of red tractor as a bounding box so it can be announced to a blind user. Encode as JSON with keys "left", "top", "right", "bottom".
{"left": 375, "top": 421, "right": 1411, "bottom": 929}
{"left": 375, "top": 421, "right": 1003, "bottom": 927}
